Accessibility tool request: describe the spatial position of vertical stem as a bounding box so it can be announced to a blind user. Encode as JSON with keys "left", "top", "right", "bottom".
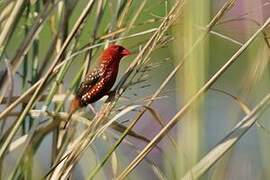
{"left": 30, "top": 1, "right": 40, "bottom": 128}
{"left": 21, "top": 3, "right": 30, "bottom": 134}
{"left": 83, "top": 0, "right": 106, "bottom": 79}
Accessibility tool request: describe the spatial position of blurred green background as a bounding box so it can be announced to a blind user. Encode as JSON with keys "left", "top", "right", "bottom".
{"left": 0, "top": 0, "right": 270, "bottom": 179}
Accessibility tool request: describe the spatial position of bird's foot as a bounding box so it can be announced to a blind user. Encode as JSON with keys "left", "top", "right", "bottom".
{"left": 105, "top": 90, "right": 117, "bottom": 102}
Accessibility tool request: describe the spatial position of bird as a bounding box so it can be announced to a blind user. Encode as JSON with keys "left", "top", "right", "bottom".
{"left": 68, "top": 44, "right": 131, "bottom": 123}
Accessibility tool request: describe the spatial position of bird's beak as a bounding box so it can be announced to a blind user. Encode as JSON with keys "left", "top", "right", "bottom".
{"left": 122, "top": 48, "right": 132, "bottom": 56}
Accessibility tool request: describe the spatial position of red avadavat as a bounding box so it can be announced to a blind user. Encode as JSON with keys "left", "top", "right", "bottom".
{"left": 70, "top": 44, "right": 131, "bottom": 113}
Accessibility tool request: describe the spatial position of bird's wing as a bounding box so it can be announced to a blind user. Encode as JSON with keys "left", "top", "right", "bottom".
{"left": 76, "top": 68, "right": 103, "bottom": 97}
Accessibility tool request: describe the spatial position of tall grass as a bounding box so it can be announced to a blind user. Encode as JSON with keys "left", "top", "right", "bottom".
{"left": 0, "top": 0, "right": 269, "bottom": 179}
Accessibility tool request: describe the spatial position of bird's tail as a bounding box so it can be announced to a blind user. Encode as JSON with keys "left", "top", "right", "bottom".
{"left": 64, "top": 97, "right": 80, "bottom": 129}
{"left": 70, "top": 97, "right": 80, "bottom": 113}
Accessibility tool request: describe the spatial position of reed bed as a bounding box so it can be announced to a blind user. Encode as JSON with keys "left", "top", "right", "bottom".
{"left": 0, "top": 0, "right": 269, "bottom": 179}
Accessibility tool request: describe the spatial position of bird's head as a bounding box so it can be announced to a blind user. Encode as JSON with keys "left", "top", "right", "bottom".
{"left": 101, "top": 44, "right": 131, "bottom": 64}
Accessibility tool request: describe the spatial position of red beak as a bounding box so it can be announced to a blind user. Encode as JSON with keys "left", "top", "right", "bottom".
{"left": 122, "top": 48, "right": 132, "bottom": 56}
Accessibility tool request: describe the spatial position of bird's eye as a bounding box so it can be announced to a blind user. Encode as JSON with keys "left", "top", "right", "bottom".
{"left": 118, "top": 46, "right": 124, "bottom": 52}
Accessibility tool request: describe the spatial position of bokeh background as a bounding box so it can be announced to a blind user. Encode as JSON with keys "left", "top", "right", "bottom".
{"left": 0, "top": 0, "right": 270, "bottom": 179}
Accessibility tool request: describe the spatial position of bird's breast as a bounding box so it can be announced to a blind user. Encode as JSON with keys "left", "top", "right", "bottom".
{"left": 102, "top": 63, "right": 119, "bottom": 90}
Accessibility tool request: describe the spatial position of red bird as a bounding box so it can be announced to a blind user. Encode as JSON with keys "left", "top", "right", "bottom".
{"left": 70, "top": 44, "right": 131, "bottom": 113}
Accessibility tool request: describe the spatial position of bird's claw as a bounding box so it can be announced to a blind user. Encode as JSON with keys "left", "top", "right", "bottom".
{"left": 105, "top": 90, "right": 116, "bottom": 102}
